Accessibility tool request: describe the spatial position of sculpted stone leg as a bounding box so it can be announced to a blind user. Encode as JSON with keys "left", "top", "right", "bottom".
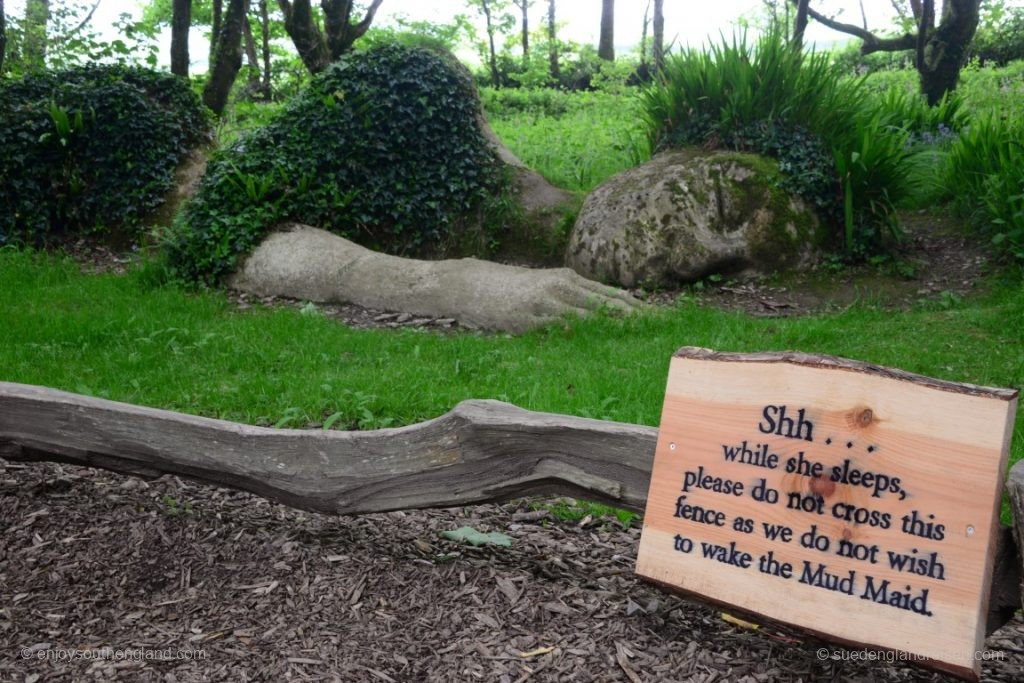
{"left": 229, "top": 224, "right": 642, "bottom": 333}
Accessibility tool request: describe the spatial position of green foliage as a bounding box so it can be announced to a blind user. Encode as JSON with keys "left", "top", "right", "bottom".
{"left": 1, "top": 2, "right": 158, "bottom": 77}
{"left": 870, "top": 89, "right": 967, "bottom": 140}
{"left": 830, "top": 40, "right": 915, "bottom": 77}
{"left": 166, "top": 44, "right": 505, "bottom": 284}
{"left": 970, "top": 2, "right": 1024, "bottom": 66}
{"left": 0, "top": 65, "right": 210, "bottom": 246}
{"left": 944, "top": 115, "right": 1024, "bottom": 261}
{"left": 484, "top": 88, "right": 649, "bottom": 192}
{"left": 955, "top": 59, "right": 1024, "bottom": 121}
{"left": 640, "top": 29, "right": 918, "bottom": 255}
{"left": 361, "top": 15, "right": 475, "bottom": 53}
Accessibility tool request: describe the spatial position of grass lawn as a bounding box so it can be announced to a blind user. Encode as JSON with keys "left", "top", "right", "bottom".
{"left": 2, "top": 250, "right": 1022, "bottom": 519}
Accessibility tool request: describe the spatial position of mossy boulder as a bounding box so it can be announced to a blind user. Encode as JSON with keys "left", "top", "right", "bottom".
{"left": 565, "top": 150, "right": 825, "bottom": 287}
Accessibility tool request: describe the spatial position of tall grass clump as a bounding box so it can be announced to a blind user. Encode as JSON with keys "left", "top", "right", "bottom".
{"left": 483, "top": 88, "right": 649, "bottom": 192}
{"left": 945, "top": 115, "right": 1024, "bottom": 261}
{"left": 640, "top": 29, "right": 918, "bottom": 256}
{"left": 870, "top": 89, "right": 967, "bottom": 141}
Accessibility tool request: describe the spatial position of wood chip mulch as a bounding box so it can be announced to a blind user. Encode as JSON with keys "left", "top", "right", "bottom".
{"left": 2, "top": 461, "right": 1022, "bottom": 682}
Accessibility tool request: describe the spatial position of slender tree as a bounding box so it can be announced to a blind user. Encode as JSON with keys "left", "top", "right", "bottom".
{"left": 598, "top": 0, "right": 613, "bottom": 61}
{"left": 797, "top": 0, "right": 981, "bottom": 104}
{"left": 792, "top": 0, "right": 809, "bottom": 49}
{"left": 639, "top": 0, "right": 649, "bottom": 69}
{"left": 547, "top": 0, "right": 558, "bottom": 81}
{"left": 203, "top": 0, "right": 247, "bottom": 115}
{"left": 259, "top": 0, "right": 271, "bottom": 97}
{"left": 23, "top": 0, "right": 50, "bottom": 70}
{"left": 210, "top": 0, "right": 222, "bottom": 67}
{"left": 514, "top": 0, "right": 529, "bottom": 63}
{"left": 0, "top": 0, "right": 7, "bottom": 76}
{"left": 171, "top": 0, "right": 192, "bottom": 76}
{"left": 652, "top": 0, "right": 664, "bottom": 73}
{"left": 276, "top": 0, "right": 384, "bottom": 74}
{"left": 473, "top": 0, "right": 502, "bottom": 86}
{"left": 242, "top": 14, "right": 261, "bottom": 91}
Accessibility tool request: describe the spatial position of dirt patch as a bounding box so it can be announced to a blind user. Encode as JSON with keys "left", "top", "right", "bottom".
{"left": 639, "top": 210, "right": 993, "bottom": 317}
{"left": 1, "top": 460, "right": 1021, "bottom": 682}
{"left": 228, "top": 290, "right": 466, "bottom": 332}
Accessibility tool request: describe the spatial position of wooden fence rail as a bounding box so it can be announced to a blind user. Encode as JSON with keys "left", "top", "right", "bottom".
{"left": 0, "top": 380, "right": 1021, "bottom": 636}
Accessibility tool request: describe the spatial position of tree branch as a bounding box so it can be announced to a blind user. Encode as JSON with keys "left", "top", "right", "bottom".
{"left": 51, "top": 0, "right": 101, "bottom": 46}
{"left": 0, "top": 381, "right": 655, "bottom": 515}
{"left": 278, "top": 0, "right": 329, "bottom": 72}
{"left": 352, "top": 0, "right": 384, "bottom": 37}
{"left": 801, "top": 1, "right": 916, "bottom": 54}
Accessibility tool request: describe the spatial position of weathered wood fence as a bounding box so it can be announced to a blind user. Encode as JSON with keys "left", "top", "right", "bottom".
{"left": 1, "top": 380, "right": 1022, "bottom": 637}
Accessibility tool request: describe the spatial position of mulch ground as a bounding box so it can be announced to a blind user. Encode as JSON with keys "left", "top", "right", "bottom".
{"left": 2, "top": 460, "right": 1023, "bottom": 682}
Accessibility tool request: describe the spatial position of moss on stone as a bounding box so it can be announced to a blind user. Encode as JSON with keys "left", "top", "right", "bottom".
{"left": 566, "top": 147, "right": 825, "bottom": 287}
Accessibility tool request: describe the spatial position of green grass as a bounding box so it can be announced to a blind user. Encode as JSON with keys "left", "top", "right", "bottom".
{"left": 2, "top": 249, "right": 1022, "bottom": 520}
{"left": 862, "top": 60, "right": 1024, "bottom": 120}
{"left": 484, "top": 89, "right": 648, "bottom": 192}
{"left": 487, "top": 60, "right": 1024, "bottom": 199}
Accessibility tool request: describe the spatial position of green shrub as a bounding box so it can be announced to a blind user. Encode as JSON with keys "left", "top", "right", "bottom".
{"left": 640, "top": 29, "right": 917, "bottom": 255}
{"left": 484, "top": 88, "right": 648, "bottom": 192}
{"left": 166, "top": 44, "right": 505, "bottom": 284}
{"left": 970, "top": 6, "right": 1024, "bottom": 66}
{"left": 870, "top": 88, "right": 967, "bottom": 141}
{"left": 945, "top": 115, "right": 1024, "bottom": 260}
{"left": 0, "top": 65, "right": 209, "bottom": 246}
{"left": 481, "top": 87, "right": 576, "bottom": 118}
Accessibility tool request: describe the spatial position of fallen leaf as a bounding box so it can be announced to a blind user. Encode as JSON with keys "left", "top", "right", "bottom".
{"left": 495, "top": 576, "right": 519, "bottom": 604}
{"left": 440, "top": 526, "right": 513, "bottom": 547}
{"left": 721, "top": 612, "right": 760, "bottom": 630}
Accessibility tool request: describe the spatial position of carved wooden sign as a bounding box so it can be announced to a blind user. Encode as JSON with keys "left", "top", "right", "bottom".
{"left": 636, "top": 348, "right": 1018, "bottom": 681}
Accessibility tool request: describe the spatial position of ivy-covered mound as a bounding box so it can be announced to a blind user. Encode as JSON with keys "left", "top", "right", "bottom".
{"left": 167, "top": 44, "right": 505, "bottom": 285}
{"left": 640, "top": 29, "right": 962, "bottom": 256}
{"left": 0, "top": 65, "right": 209, "bottom": 246}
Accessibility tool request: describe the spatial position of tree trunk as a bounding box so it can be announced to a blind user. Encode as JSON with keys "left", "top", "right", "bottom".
{"left": 203, "top": 0, "right": 248, "bottom": 116}
{"left": 547, "top": 0, "right": 559, "bottom": 81}
{"left": 598, "top": 0, "right": 614, "bottom": 61}
{"left": 277, "top": 0, "right": 330, "bottom": 73}
{"left": 259, "top": 0, "right": 272, "bottom": 98}
{"left": 519, "top": 0, "right": 529, "bottom": 61}
{"left": 482, "top": 0, "right": 501, "bottom": 87}
{"left": 23, "top": 0, "right": 50, "bottom": 71}
{"left": 210, "top": 0, "right": 222, "bottom": 70}
{"left": 799, "top": 0, "right": 980, "bottom": 104}
{"left": 171, "top": 0, "right": 191, "bottom": 77}
{"left": 918, "top": 0, "right": 980, "bottom": 104}
{"left": 792, "top": 0, "right": 809, "bottom": 49}
{"left": 652, "top": 0, "right": 664, "bottom": 73}
{"left": 242, "top": 15, "right": 261, "bottom": 93}
{"left": 639, "top": 0, "right": 649, "bottom": 69}
{"left": 1008, "top": 460, "right": 1024, "bottom": 614}
{"left": 322, "top": 0, "right": 383, "bottom": 61}
{"left": 0, "top": 0, "right": 7, "bottom": 76}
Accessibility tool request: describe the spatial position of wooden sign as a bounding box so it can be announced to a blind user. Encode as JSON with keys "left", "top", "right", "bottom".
{"left": 636, "top": 348, "right": 1018, "bottom": 681}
